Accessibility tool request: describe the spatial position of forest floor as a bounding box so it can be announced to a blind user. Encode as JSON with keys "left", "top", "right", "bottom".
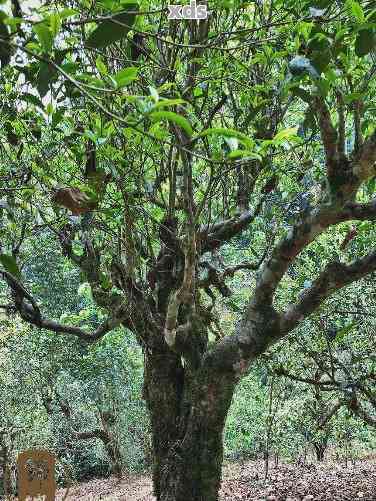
{"left": 56, "top": 457, "right": 376, "bottom": 501}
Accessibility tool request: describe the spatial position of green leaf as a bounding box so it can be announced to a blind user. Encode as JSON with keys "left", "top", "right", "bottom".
{"left": 307, "top": 32, "right": 330, "bottom": 53}
{"left": 153, "top": 99, "right": 187, "bottom": 109}
{"left": 49, "top": 12, "right": 61, "bottom": 37}
{"left": 51, "top": 109, "right": 65, "bottom": 128}
{"left": 37, "top": 62, "right": 56, "bottom": 97}
{"left": 0, "top": 254, "right": 21, "bottom": 278}
{"left": 86, "top": 5, "right": 139, "bottom": 49}
{"left": 227, "top": 150, "right": 262, "bottom": 161}
{"left": 113, "top": 66, "right": 138, "bottom": 87}
{"left": 46, "top": 102, "right": 54, "bottom": 115}
{"left": 0, "top": 19, "right": 11, "bottom": 67}
{"left": 366, "top": 177, "right": 376, "bottom": 196}
{"left": 311, "top": 49, "right": 331, "bottom": 74}
{"left": 95, "top": 55, "right": 108, "bottom": 75}
{"left": 346, "top": 0, "right": 365, "bottom": 22}
{"left": 273, "top": 127, "right": 299, "bottom": 141}
{"left": 33, "top": 23, "right": 54, "bottom": 52}
{"left": 314, "top": 0, "right": 331, "bottom": 7}
{"left": 34, "top": 50, "right": 66, "bottom": 97}
{"left": 196, "top": 127, "right": 254, "bottom": 149}
{"left": 150, "top": 111, "right": 193, "bottom": 137}
{"left": 343, "top": 92, "right": 364, "bottom": 104}
{"left": 355, "top": 29, "right": 376, "bottom": 56}
{"left": 99, "top": 271, "right": 112, "bottom": 291}
{"left": 335, "top": 322, "right": 356, "bottom": 343}
{"left": 59, "top": 8, "right": 78, "bottom": 20}
{"left": 316, "top": 77, "right": 330, "bottom": 98}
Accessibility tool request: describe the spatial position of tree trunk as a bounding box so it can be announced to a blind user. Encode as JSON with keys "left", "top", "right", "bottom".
{"left": 313, "top": 442, "right": 326, "bottom": 462}
{"left": 143, "top": 347, "right": 235, "bottom": 501}
{"left": 156, "top": 413, "right": 226, "bottom": 501}
{"left": 102, "top": 436, "right": 122, "bottom": 478}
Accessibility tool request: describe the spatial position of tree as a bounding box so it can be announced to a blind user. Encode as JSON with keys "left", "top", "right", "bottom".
{"left": 1, "top": 1, "right": 376, "bottom": 499}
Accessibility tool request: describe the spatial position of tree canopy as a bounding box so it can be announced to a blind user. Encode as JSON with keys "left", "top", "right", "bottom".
{"left": 0, "top": 1, "right": 376, "bottom": 500}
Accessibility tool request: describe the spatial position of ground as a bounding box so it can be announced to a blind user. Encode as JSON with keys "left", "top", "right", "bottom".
{"left": 56, "top": 458, "right": 376, "bottom": 500}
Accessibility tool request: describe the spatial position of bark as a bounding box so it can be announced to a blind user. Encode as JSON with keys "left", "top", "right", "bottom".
{"left": 143, "top": 337, "right": 236, "bottom": 501}
{"left": 313, "top": 442, "right": 327, "bottom": 462}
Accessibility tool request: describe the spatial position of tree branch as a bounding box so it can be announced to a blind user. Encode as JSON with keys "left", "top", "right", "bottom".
{"left": 164, "top": 228, "right": 196, "bottom": 347}
{"left": 204, "top": 199, "right": 376, "bottom": 377}
{"left": 314, "top": 96, "right": 338, "bottom": 172}
{"left": 249, "top": 197, "right": 376, "bottom": 310}
{"left": 350, "top": 399, "right": 376, "bottom": 428}
{"left": 274, "top": 366, "right": 337, "bottom": 389}
{"left": 280, "top": 250, "right": 376, "bottom": 334}
{"left": 0, "top": 270, "right": 123, "bottom": 342}
{"left": 353, "top": 130, "right": 376, "bottom": 181}
{"left": 199, "top": 198, "right": 264, "bottom": 253}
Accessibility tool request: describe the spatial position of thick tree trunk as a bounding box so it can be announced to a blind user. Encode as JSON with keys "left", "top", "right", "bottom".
{"left": 143, "top": 347, "right": 235, "bottom": 501}
{"left": 156, "top": 419, "right": 225, "bottom": 501}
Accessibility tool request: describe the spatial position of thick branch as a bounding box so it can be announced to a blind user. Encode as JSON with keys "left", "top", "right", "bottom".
{"left": 353, "top": 100, "right": 363, "bottom": 153}
{"left": 249, "top": 206, "right": 333, "bottom": 308}
{"left": 337, "top": 92, "right": 346, "bottom": 160}
{"left": 15, "top": 300, "right": 122, "bottom": 342}
{"left": 336, "top": 198, "right": 376, "bottom": 221}
{"left": 164, "top": 228, "right": 196, "bottom": 347}
{"left": 350, "top": 400, "right": 376, "bottom": 428}
{"left": 251, "top": 197, "right": 376, "bottom": 309}
{"left": 199, "top": 199, "right": 264, "bottom": 253}
{"left": 314, "top": 96, "right": 338, "bottom": 171}
{"left": 353, "top": 130, "right": 376, "bottom": 181}
{"left": 280, "top": 250, "right": 376, "bottom": 334}
{"left": 204, "top": 200, "right": 376, "bottom": 377}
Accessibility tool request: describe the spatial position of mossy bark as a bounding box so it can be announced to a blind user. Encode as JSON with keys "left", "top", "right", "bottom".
{"left": 143, "top": 345, "right": 235, "bottom": 501}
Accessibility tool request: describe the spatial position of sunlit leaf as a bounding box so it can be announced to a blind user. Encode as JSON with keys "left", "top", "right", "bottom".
{"left": 196, "top": 128, "right": 254, "bottom": 149}
{"left": 59, "top": 8, "right": 78, "bottom": 20}
{"left": 150, "top": 111, "right": 193, "bottom": 137}
{"left": 153, "top": 99, "right": 187, "bottom": 109}
{"left": 33, "top": 23, "right": 54, "bottom": 52}
{"left": 346, "top": 0, "right": 365, "bottom": 22}
{"left": 227, "top": 150, "right": 262, "bottom": 161}
{"left": 95, "top": 56, "right": 108, "bottom": 76}
{"left": 273, "top": 127, "right": 299, "bottom": 141}
{"left": 113, "top": 66, "right": 138, "bottom": 87}
{"left": 49, "top": 13, "right": 61, "bottom": 37}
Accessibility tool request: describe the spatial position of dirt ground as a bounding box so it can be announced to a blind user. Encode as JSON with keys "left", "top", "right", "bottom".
{"left": 56, "top": 458, "right": 376, "bottom": 501}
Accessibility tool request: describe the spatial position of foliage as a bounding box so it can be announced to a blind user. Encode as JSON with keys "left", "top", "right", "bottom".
{"left": 0, "top": 0, "right": 376, "bottom": 498}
